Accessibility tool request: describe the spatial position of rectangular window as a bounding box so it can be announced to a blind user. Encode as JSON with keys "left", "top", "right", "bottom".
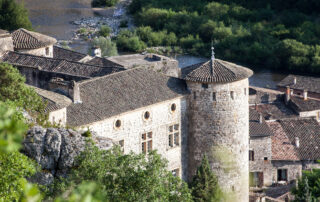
{"left": 169, "top": 124, "right": 180, "bottom": 148}
{"left": 249, "top": 150, "right": 254, "bottom": 161}
{"left": 202, "top": 83, "right": 208, "bottom": 89}
{"left": 45, "top": 47, "right": 49, "bottom": 56}
{"left": 142, "top": 132, "right": 152, "bottom": 154}
{"left": 194, "top": 92, "right": 197, "bottom": 100}
{"left": 212, "top": 92, "right": 216, "bottom": 101}
{"left": 230, "top": 91, "right": 235, "bottom": 100}
{"left": 277, "top": 169, "right": 288, "bottom": 181}
{"left": 119, "top": 140, "right": 124, "bottom": 152}
{"left": 169, "top": 134, "right": 173, "bottom": 147}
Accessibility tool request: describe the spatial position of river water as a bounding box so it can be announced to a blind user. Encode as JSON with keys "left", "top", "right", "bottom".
{"left": 21, "top": 0, "right": 287, "bottom": 89}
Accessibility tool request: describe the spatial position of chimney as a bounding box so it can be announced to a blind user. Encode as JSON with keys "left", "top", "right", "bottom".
{"left": 285, "top": 86, "right": 291, "bottom": 104}
{"left": 92, "top": 47, "right": 102, "bottom": 57}
{"left": 293, "top": 77, "right": 297, "bottom": 85}
{"left": 295, "top": 137, "right": 300, "bottom": 148}
{"left": 255, "top": 103, "right": 258, "bottom": 110}
{"left": 259, "top": 113, "right": 263, "bottom": 124}
{"left": 303, "top": 90, "right": 308, "bottom": 101}
{"left": 290, "top": 89, "right": 294, "bottom": 96}
{"left": 71, "top": 80, "right": 82, "bottom": 103}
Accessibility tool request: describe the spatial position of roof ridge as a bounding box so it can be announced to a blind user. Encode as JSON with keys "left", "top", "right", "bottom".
{"left": 54, "top": 45, "right": 86, "bottom": 56}
{"left": 78, "top": 67, "right": 145, "bottom": 86}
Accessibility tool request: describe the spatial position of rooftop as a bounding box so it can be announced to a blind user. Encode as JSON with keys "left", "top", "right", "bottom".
{"left": 183, "top": 59, "right": 253, "bottom": 83}
{"left": 53, "top": 46, "right": 87, "bottom": 62}
{"left": 31, "top": 85, "right": 72, "bottom": 112}
{"left": 289, "top": 96, "right": 320, "bottom": 112}
{"left": 67, "top": 68, "right": 189, "bottom": 126}
{"left": 12, "top": 28, "right": 57, "bottom": 50}
{"left": 249, "top": 109, "right": 274, "bottom": 137}
{"left": 277, "top": 74, "right": 320, "bottom": 94}
{"left": 252, "top": 103, "right": 297, "bottom": 121}
{"left": 85, "top": 56, "right": 124, "bottom": 68}
{"left": 0, "top": 51, "right": 125, "bottom": 78}
{"left": 269, "top": 118, "right": 320, "bottom": 161}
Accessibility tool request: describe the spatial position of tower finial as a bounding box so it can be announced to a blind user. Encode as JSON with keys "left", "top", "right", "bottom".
{"left": 211, "top": 46, "right": 215, "bottom": 62}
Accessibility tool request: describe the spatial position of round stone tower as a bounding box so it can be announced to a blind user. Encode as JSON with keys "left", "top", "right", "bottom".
{"left": 184, "top": 51, "right": 253, "bottom": 202}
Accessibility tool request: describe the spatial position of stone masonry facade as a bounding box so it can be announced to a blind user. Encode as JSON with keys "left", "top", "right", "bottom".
{"left": 77, "top": 97, "right": 189, "bottom": 179}
{"left": 187, "top": 78, "right": 249, "bottom": 202}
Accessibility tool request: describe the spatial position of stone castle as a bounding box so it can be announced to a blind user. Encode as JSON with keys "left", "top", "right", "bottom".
{"left": 0, "top": 28, "right": 254, "bottom": 201}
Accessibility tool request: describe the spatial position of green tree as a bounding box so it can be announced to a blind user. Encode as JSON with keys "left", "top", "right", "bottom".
{"left": 0, "top": 63, "right": 47, "bottom": 124}
{"left": 92, "top": 37, "right": 118, "bottom": 57}
{"left": 91, "top": 0, "right": 119, "bottom": 8}
{"left": 51, "top": 143, "right": 192, "bottom": 201}
{"left": 0, "top": 103, "right": 41, "bottom": 201}
{"left": 292, "top": 168, "right": 320, "bottom": 202}
{"left": 0, "top": 0, "right": 32, "bottom": 31}
{"left": 189, "top": 155, "right": 223, "bottom": 202}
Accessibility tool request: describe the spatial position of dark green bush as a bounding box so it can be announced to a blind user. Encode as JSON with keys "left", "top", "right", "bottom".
{"left": 91, "top": 0, "right": 119, "bottom": 8}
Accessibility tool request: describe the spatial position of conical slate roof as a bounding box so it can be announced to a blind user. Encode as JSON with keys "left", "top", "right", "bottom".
{"left": 183, "top": 59, "right": 253, "bottom": 83}
{"left": 12, "top": 28, "right": 57, "bottom": 50}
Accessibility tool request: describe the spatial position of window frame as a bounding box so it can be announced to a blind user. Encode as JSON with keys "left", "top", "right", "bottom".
{"left": 168, "top": 123, "right": 180, "bottom": 149}
{"left": 141, "top": 131, "right": 153, "bottom": 154}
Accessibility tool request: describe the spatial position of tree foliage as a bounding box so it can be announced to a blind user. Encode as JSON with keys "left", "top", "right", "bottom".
{"left": 0, "top": 103, "right": 41, "bottom": 201}
{"left": 189, "top": 155, "right": 223, "bottom": 202}
{"left": 92, "top": 37, "right": 118, "bottom": 57}
{"left": 292, "top": 168, "right": 320, "bottom": 202}
{"left": 0, "top": 63, "right": 47, "bottom": 124}
{"left": 128, "top": 0, "right": 320, "bottom": 74}
{"left": 50, "top": 143, "right": 192, "bottom": 201}
{"left": 0, "top": 0, "right": 32, "bottom": 31}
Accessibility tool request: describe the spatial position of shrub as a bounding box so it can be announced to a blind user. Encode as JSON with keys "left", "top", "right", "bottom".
{"left": 116, "top": 30, "right": 146, "bottom": 52}
{"left": 119, "top": 20, "right": 128, "bottom": 28}
{"left": 91, "top": 0, "right": 119, "bottom": 8}
{"left": 99, "top": 25, "right": 111, "bottom": 37}
{"left": 81, "top": 129, "right": 92, "bottom": 138}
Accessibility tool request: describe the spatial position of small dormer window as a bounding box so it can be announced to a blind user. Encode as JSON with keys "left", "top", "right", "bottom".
{"left": 202, "top": 83, "right": 208, "bottom": 89}
{"left": 45, "top": 47, "right": 49, "bottom": 56}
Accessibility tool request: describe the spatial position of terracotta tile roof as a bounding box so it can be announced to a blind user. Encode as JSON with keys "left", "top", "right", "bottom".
{"left": 53, "top": 46, "right": 87, "bottom": 62}
{"left": 30, "top": 85, "right": 72, "bottom": 112}
{"left": 0, "top": 51, "right": 125, "bottom": 78}
{"left": 183, "top": 59, "right": 253, "bottom": 83}
{"left": 269, "top": 118, "right": 320, "bottom": 161}
{"left": 67, "top": 68, "right": 189, "bottom": 127}
{"left": 268, "top": 121, "right": 299, "bottom": 161}
{"left": 277, "top": 74, "right": 320, "bottom": 94}
{"left": 249, "top": 108, "right": 273, "bottom": 137}
{"left": 12, "top": 28, "right": 57, "bottom": 49}
{"left": 85, "top": 57, "right": 124, "bottom": 68}
{"left": 289, "top": 96, "right": 320, "bottom": 112}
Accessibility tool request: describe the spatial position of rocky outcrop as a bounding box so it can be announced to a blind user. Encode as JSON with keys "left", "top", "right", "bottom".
{"left": 23, "top": 126, "right": 114, "bottom": 185}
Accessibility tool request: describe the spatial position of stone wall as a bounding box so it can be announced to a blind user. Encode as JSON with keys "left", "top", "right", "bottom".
{"left": 187, "top": 78, "right": 249, "bottom": 202}
{"left": 249, "top": 136, "right": 273, "bottom": 186}
{"left": 77, "top": 97, "right": 189, "bottom": 180}
{"left": 17, "top": 45, "right": 54, "bottom": 58}
{"left": 0, "top": 35, "right": 14, "bottom": 55}
{"left": 271, "top": 161, "right": 302, "bottom": 183}
{"left": 49, "top": 108, "right": 67, "bottom": 126}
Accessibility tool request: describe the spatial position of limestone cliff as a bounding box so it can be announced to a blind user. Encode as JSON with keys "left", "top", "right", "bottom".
{"left": 23, "top": 126, "right": 114, "bottom": 185}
